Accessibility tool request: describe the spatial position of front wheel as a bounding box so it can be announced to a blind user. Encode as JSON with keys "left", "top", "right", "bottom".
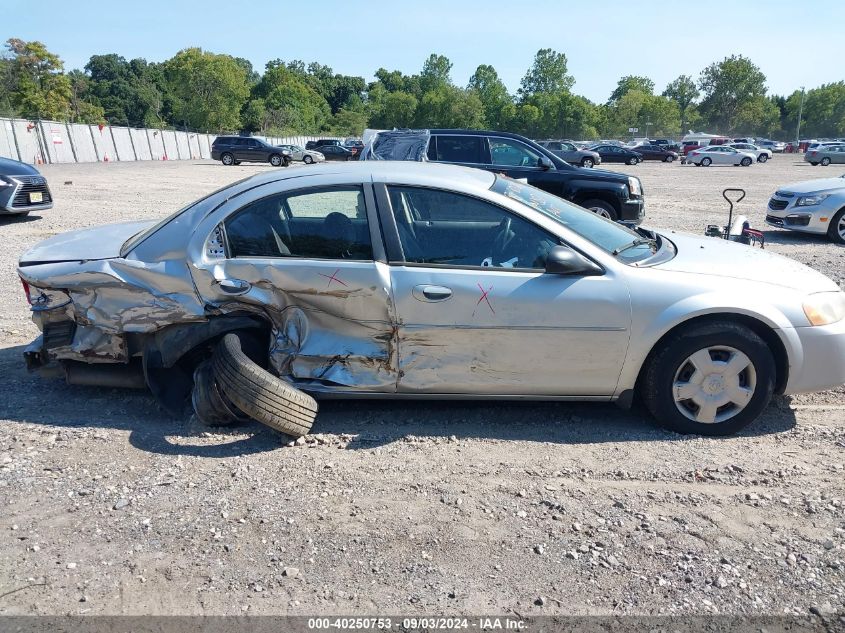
{"left": 757, "top": 154, "right": 768, "bottom": 163}
{"left": 581, "top": 157, "right": 594, "bottom": 168}
{"left": 701, "top": 157, "right": 712, "bottom": 166}
{"left": 828, "top": 209, "right": 845, "bottom": 244}
{"left": 303, "top": 155, "right": 313, "bottom": 164}
{"left": 269, "top": 154, "right": 283, "bottom": 167}
{"left": 627, "top": 156, "right": 638, "bottom": 165}
{"left": 664, "top": 155, "right": 675, "bottom": 162}
{"left": 580, "top": 198, "right": 618, "bottom": 221}
{"left": 641, "top": 321, "right": 775, "bottom": 436}
{"left": 221, "top": 152, "right": 234, "bottom": 166}
{"left": 821, "top": 157, "right": 831, "bottom": 166}
{"left": 741, "top": 157, "right": 753, "bottom": 166}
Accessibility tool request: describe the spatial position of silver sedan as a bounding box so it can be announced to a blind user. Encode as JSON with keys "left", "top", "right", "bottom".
{"left": 17, "top": 162, "right": 845, "bottom": 436}
{"left": 685, "top": 145, "right": 757, "bottom": 166}
{"left": 278, "top": 144, "right": 325, "bottom": 164}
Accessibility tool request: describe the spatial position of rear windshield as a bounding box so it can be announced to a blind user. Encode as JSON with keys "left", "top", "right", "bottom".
{"left": 120, "top": 178, "right": 251, "bottom": 256}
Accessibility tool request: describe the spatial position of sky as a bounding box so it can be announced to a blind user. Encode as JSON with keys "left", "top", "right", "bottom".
{"left": 4, "top": 0, "right": 844, "bottom": 102}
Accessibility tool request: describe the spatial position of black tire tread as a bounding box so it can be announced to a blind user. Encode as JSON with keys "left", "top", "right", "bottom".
{"left": 214, "top": 334, "right": 317, "bottom": 437}
{"left": 641, "top": 320, "right": 775, "bottom": 436}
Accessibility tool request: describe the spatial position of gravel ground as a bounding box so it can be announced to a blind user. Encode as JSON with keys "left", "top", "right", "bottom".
{"left": 0, "top": 156, "right": 843, "bottom": 618}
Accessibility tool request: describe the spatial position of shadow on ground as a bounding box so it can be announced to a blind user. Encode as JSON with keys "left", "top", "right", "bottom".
{"left": 0, "top": 344, "right": 797, "bottom": 458}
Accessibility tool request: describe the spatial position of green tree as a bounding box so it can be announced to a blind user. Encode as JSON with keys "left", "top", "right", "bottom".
{"left": 331, "top": 107, "right": 368, "bottom": 136}
{"left": 4, "top": 38, "right": 73, "bottom": 120}
{"left": 662, "top": 74, "right": 700, "bottom": 133}
{"left": 163, "top": 48, "right": 250, "bottom": 131}
{"left": 253, "top": 63, "right": 330, "bottom": 134}
{"left": 467, "top": 64, "right": 513, "bottom": 129}
{"left": 784, "top": 83, "right": 845, "bottom": 138}
{"left": 420, "top": 53, "right": 453, "bottom": 93}
{"left": 697, "top": 55, "right": 767, "bottom": 133}
{"left": 518, "top": 49, "right": 574, "bottom": 100}
{"left": 608, "top": 75, "right": 654, "bottom": 104}
{"left": 415, "top": 84, "right": 483, "bottom": 129}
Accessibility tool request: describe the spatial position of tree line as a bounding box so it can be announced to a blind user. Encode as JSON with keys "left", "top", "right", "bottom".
{"left": 1, "top": 38, "right": 843, "bottom": 140}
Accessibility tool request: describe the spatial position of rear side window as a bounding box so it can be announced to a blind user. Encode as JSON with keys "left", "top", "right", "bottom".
{"left": 224, "top": 187, "right": 372, "bottom": 260}
{"left": 429, "top": 135, "right": 483, "bottom": 163}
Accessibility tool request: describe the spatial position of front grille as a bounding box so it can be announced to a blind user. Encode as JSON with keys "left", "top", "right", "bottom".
{"left": 11, "top": 176, "right": 52, "bottom": 208}
{"left": 43, "top": 321, "right": 76, "bottom": 349}
{"left": 768, "top": 198, "right": 789, "bottom": 211}
{"left": 766, "top": 215, "right": 785, "bottom": 226}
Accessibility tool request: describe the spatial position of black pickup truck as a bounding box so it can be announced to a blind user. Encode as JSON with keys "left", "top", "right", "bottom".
{"left": 364, "top": 129, "right": 645, "bottom": 222}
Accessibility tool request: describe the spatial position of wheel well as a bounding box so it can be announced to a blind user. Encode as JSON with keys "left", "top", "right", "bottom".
{"left": 635, "top": 313, "right": 789, "bottom": 397}
{"left": 575, "top": 193, "right": 619, "bottom": 212}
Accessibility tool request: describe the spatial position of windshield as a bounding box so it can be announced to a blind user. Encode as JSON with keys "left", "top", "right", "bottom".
{"left": 491, "top": 176, "right": 656, "bottom": 262}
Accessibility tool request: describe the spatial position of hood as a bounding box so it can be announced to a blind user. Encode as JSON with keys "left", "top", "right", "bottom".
{"left": 654, "top": 231, "right": 840, "bottom": 292}
{"left": 19, "top": 220, "right": 156, "bottom": 265}
{"left": 776, "top": 176, "right": 845, "bottom": 195}
{"left": 0, "top": 157, "right": 41, "bottom": 176}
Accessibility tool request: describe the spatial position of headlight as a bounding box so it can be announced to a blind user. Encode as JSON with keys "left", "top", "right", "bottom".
{"left": 803, "top": 291, "right": 845, "bottom": 326}
{"left": 0, "top": 176, "right": 13, "bottom": 188}
{"left": 20, "top": 279, "right": 72, "bottom": 312}
{"left": 796, "top": 193, "right": 831, "bottom": 207}
{"left": 628, "top": 176, "right": 642, "bottom": 197}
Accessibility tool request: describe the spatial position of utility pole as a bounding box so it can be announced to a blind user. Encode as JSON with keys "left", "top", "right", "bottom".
{"left": 795, "top": 86, "right": 805, "bottom": 150}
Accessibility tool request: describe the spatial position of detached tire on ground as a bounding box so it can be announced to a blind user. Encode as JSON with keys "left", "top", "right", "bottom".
{"left": 213, "top": 333, "right": 317, "bottom": 437}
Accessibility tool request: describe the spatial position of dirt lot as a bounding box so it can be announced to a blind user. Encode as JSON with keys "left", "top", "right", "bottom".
{"left": 0, "top": 156, "right": 843, "bottom": 618}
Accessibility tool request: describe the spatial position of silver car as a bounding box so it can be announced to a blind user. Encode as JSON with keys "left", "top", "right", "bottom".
{"left": 18, "top": 162, "right": 845, "bottom": 436}
{"left": 804, "top": 144, "right": 845, "bottom": 166}
{"left": 685, "top": 146, "right": 757, "bottom": 166}
{"left": 765, "top": 174, "right": 845, "bottom": 243}
{"left": 537, "top": 140, "right": 602, "bottom": 168}
{"left": 727, "top": 143, "right": 772, "bottom": 163}
{"left": 278, "top": 144, "right": 325, "bottom": 164}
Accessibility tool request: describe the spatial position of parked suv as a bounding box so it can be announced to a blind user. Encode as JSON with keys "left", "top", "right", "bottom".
{"left": 305, "top": 139, "right": 342, "bottom": 150}
{"left": 211, "top": 136, "right": 291, "bottom": 167}
{"left": 370, "top": 129, "right": 643, "bottom": 222}
{"left": 0, "top": 157, "right": 53, "bottom": 217}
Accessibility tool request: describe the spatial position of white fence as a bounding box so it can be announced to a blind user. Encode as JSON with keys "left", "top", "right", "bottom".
{"left": 0, "top": 117, "right": 343, "bottom": 165}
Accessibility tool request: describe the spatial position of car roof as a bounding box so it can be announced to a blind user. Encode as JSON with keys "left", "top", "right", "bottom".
{"left": 230, "top": 160, "right": 496, "bottom": 192}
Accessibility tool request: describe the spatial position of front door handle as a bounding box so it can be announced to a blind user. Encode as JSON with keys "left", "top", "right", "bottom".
{"left": 216, "top": 278, "right": 251, "bottom": 295}
{"left": 413, "top": 284, "right": 452, "bottom": 302}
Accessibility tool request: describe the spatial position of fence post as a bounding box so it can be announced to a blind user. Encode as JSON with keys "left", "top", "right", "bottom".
{"left": 146, "top": 128, "right": 154, "bottom": 159}
{"left": 89, "top": 125, "right": 101, "bottom": 162}
{"left": 108, "top": 123, "right": 119, "bottom": 161}
{"left": 65, "top": 122, "right": 78, "bottom": 163}
{"left": 9, "top": 118, "right": 22, "bottom": 162}
{"left": 127, "top": 126, "right": 138, "bottom": 161}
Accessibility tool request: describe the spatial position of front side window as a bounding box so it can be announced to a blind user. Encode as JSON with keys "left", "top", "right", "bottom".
{"left": 388, "top": 186, "right": 557, "bottom": 269}
{"left": 491, "top": 176, "right": 655, "bottom": 263}
{"left": 489, "top": 138, "right": 542, "bottom": 167}
{"left": 225, "top": 186, "right": 372, "bottom": 260}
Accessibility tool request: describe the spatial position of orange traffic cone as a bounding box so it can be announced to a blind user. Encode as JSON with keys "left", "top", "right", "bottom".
{"left": 103, "top": 153, "right": 109, "bottom": 162}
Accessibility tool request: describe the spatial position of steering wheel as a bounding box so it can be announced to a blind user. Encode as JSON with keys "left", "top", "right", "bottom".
{"left": 491, "top": 217, "right": 512, "bottom": 266}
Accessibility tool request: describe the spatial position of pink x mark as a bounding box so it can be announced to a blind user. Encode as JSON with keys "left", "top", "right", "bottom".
{"left": 474, "top": 282, "right": 495, "bottom": 315}
{"left": 318, "top": 268, "right": 348, "bottom": 288}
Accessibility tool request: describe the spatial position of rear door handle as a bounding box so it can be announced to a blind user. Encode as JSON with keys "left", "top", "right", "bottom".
{"left": 216, "top": 278, "right": 251, "bottom": 295}
{"left": 412, "top": 285, "right": 452, "bottom": 302}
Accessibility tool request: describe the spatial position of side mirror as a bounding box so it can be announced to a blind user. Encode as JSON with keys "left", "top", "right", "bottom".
{"left": 544, "top": 245, "right": 603, "bottom": 276}
{"left": 538, "top": 155, "right": 553, "bottom": 170}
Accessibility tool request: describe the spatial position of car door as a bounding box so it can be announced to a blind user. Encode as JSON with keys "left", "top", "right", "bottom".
{"left": 378, "top": 183, "right": 631, "bottom": 396}
{"left": 192, "top": 180, "right": 397, "bottom": 391}
{"left": 833, "top": 146, "right": 845, "bottom": 164}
